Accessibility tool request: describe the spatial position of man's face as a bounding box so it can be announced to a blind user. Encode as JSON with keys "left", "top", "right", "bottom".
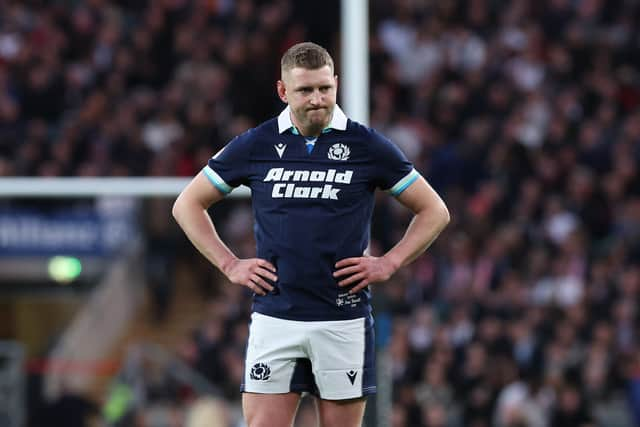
{"left": 277, "top": 65, "right": 337, "bottom": 135}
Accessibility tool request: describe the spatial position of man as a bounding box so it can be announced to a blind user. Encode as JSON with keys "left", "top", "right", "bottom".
{"left": 172, "top": 42, "right": 449, "bottom": 427}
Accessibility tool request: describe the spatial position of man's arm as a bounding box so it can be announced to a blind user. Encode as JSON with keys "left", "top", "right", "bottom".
{"left": 334, "top": 176, "right": 449, "bottom": 294}
{"left": 172, "top": 171, "right": 276, "bottom": 295}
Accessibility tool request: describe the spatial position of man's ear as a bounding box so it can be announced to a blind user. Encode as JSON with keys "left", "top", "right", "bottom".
{"left": 277, "top": 80, "right": 287, "bottom": 103}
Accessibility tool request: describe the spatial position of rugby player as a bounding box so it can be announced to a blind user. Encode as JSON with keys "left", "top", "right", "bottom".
{"left": 173, "top": 42, "right": 449, "bottom": 427}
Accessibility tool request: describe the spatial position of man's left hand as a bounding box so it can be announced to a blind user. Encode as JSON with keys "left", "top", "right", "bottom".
{"left": 333, "top": 256, "right": 397, "bottom": 294}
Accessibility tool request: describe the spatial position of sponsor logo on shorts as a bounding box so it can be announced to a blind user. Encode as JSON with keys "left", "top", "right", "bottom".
{"left": 346, "top": 370, "right": 358, "bottom": 385}
{"left": 250, "top": 362, "right": 271, "bottom": 381}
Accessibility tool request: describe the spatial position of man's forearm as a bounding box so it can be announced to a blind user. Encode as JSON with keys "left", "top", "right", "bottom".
{"left": 172, "top": 199, "right": 237, "bottom": 275}
{"left": 383, "top": 205, "right": 449, "bottom": 270}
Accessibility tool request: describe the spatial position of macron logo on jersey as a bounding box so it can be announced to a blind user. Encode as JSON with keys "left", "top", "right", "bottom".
{"left": 263, "top": 168, "right": 353, "bottom": 200}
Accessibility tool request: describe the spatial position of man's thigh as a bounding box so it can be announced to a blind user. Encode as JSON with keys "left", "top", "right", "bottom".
{"left": 317, "top": 397, "right": 367, "bottom": 427}
{"left": 242, "top": 392, "right": 301, "bottom": 427}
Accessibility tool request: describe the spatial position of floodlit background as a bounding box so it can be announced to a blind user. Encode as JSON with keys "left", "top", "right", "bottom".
{"left": 1, "top": 1, "right": 640, "bottom": 426}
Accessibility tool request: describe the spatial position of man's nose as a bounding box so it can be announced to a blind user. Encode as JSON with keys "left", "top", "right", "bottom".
{"left": 309, "top": 89, "right": 322, "bottom": 105}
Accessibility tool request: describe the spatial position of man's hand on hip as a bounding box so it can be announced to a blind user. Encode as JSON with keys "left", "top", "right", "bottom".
{"left": 223, "top": 258, "right": 277, "bottom": 295}
{"left": 333, "top": 255, "right": 398, "bottom": 294}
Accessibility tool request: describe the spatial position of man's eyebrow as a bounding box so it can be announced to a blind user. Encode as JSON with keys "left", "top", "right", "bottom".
{"left": 295, "top": 83, "right": 333, "bottom": 90}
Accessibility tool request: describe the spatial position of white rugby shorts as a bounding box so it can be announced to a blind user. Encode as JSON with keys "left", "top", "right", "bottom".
{"left": 241, "top": 313, "right": 376, "bottom": 400}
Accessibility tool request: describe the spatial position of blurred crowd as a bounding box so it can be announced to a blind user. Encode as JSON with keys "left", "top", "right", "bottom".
{"left": 3, "top": 0, "right": 640, "bottom": 426}
{"left": 368, "top": 1, "right": 640, "bottom": 426}
{"left": 0, "top": 0, "right": 337, "bottom": 177}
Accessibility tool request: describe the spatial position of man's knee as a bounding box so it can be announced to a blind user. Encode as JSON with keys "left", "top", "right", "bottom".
{"left": 246, "top": 416, "right": 281, "bottom": 427}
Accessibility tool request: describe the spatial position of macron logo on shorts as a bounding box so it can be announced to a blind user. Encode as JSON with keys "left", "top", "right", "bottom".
{"left": 346, "top": 370, "right": 357, "bottom": 385}
{"left": 263, "top": 168, "right": 353, "bottom": 200}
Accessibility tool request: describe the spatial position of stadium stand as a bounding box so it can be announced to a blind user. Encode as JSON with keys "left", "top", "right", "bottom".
{"left": 1, "top": 0, "right": 640, "bottom": 426}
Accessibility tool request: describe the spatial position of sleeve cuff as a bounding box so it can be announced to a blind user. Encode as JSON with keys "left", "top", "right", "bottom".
{"left": 388, "top": 169, "right": 419, "bottom": 196}
{"left": 203, "top": 166, "right": 233, "bottom": 194}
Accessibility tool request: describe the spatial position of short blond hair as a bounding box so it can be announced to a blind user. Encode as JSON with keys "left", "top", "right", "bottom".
{"left": 281, "top": 42, "right": 334, "bottom": 75}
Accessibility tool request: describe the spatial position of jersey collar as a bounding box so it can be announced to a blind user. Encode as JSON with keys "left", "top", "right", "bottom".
{"left": 277, "top": 105, "right": 348, "bottom": 134}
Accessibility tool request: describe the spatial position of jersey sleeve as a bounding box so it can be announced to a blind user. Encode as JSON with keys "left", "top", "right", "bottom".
{"left": 370, "top": 129, "right": 420, "bottom": 196}
{"left": 204, "top": 131, "right": 253, "bottom": 195}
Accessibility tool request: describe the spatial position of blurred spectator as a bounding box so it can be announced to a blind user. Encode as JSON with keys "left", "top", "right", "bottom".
{"left": 550, "top": 384, "right": 594, "bottom": 427}
{"left": 44, "top": 388, "right": 98, "bottom": 427}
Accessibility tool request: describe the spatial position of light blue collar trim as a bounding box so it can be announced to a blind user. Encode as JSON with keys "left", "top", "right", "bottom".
{"left": 277, "top": 105, "right": 348, "bottom": 134}
{"left": 291, "top": 127, "right": 331, "bottom": 136}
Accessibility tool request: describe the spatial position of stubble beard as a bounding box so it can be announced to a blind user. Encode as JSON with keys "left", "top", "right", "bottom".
{"left": 297, "top": 106, "right": 333, "bottom": 135}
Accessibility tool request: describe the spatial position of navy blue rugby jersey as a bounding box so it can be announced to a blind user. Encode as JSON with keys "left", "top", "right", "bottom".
{"left": 204, "top": 105, "right": 419, "bottom": 321}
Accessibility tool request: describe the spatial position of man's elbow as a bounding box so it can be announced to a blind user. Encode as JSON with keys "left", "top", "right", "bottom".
{"left": 437, "top": 201, "right": 450, "bottom": 230}
{"left": 172, "top": 189, "right": 216, "bottom": 225}
{"left": 171, "top": 194, "right": 185, "bottom": 224}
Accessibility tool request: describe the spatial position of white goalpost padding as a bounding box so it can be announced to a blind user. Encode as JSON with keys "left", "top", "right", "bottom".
{"left": 0, "top": 178, "right": 249, "bottom": 198}
{"left": 341, "top": 0, "right": 369, "bottom": 126}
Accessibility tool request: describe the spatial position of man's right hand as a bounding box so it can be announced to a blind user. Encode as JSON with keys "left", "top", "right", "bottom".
{"left": 222, "top": 258, "right": 277, "bottom": 295}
